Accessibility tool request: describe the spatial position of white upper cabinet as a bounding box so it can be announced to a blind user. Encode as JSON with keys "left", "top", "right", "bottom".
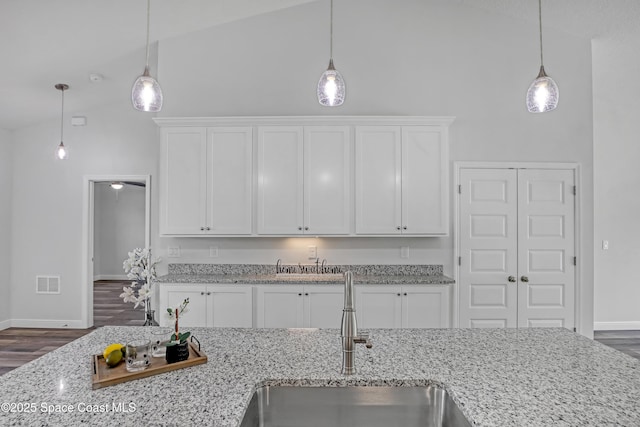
{"left": 257, "top": 125, "right": 351, "bottom": 235}
{"left": 355, "top": 125, "right": 448, "bottom": 235}
{"left": 159, "top": 126, "right": 253, "bottom": 235}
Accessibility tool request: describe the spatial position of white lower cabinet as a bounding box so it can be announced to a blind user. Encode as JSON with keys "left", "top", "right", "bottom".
{"left": 355, "top": 285, "right": 450, "bottom": 329}
{"left": 256, "top": 285, "right": 343, "bottom": 328}
{"left": 159, "top": 284, "right": 253, "bottom": 328}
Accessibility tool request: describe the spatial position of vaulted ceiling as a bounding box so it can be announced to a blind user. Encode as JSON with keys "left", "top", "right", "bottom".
{"left": 1, "top": 0, "right": 637, "bottom": 130}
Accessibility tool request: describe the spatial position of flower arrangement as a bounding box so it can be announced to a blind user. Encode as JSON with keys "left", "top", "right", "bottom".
{"left": 167, "top": 298, "right": 190, "bottom": 344}
{"left": 119, "top": 248, "right": 161, "bottom": 309}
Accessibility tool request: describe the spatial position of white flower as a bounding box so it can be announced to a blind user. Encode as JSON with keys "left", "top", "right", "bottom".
{"left": 119, "top": 286, "right": 138, "bottom": 304}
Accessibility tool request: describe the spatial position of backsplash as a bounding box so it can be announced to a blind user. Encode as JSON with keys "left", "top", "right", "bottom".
{"left": 167, "top": 263, "right": 443, "bottom": 276}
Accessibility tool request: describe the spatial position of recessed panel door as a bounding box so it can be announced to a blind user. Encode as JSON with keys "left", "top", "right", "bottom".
{"left": 459, "top": 169, "right": 518, "bottom": 328}
{"left": 517, "top": 170, "right": 575, "bottom": 329}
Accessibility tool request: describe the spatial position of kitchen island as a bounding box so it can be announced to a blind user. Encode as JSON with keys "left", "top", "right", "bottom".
{"left": 0, "top": 327, "right": 638, "bottom": 426}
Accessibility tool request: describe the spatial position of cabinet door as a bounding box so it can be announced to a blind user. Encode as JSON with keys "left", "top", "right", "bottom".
{"left": 159, "top": 128, "right": 207, "bottom": 235}
{"left": 401, "top": 127, "right": 448, "bottom": 235}
{"left": 207, "top": 127, "right": 253, "bottom": 234}
{"left": 355, "top": 286, "right": 403, "bottom": 328}
{"left": 256, "top": 286, "right": 304, "bottom": 328}
{"left": 209, "top": 286, "right": 253, "bottom": 327}
{"left": 355, "top": 127, "right": 402, "bottom": 234}
{"left": 402, "top": 286, "right": 449, "bottom": 328}
{"left": 160, "top": 284, "right": 208, "bottom": 328}
{"left": 304, "top": 127, "right": 351, "bottom": 235}
{"left": 304, "top": 286, "right": 344, "bottom": 328}
{"left": 257, "top": 127, "right": 304, "bottom": 234}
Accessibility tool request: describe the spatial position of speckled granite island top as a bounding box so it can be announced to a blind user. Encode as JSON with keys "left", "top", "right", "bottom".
{"left": 1, "top": 327, "right": 639, "bottom": 426}
{"left": 157, "top": 263, "right": 455, "bottom": 285}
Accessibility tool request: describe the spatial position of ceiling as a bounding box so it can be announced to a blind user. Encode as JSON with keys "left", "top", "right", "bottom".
{"left": 1, "top": 0, "right": 637, "bottom": 131}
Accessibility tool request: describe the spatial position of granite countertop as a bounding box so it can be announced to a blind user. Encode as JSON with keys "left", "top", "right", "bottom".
{"left": 156, "top": 273, "right": 454, "bottom": 285}
{"left": 1, "top": 327, "right": 638, "bottom": 426}
{"left": 156, "top": 263, "right": 455, "bottom": 285}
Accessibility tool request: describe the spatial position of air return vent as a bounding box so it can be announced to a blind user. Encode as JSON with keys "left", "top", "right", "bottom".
{"left": 36, "top": 276, "right": 61, "bottom": 294}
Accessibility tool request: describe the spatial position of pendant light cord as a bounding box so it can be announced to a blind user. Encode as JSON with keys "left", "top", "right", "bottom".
{"left": 329, "top": 0, "right": 334, "bottom": 60}
{"left": 145, "top": 0, "right": 151, "bottom": 68}
{"left": 60, "top": 87, "right": 65, "bottom": 142}
{"left": 538, "top": 0, "right": 544, "bottom": 67}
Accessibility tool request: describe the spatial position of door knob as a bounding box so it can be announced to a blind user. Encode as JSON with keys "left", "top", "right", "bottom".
{"left": 508, "top": 276, "right": 516, "bottom": 282}
{"left": 521, "top": 276, "right": 529, "bottom": 282}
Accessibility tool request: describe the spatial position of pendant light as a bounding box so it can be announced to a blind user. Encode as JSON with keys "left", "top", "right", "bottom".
{"left": 317, "top": 0, "right": 345, "bottom": 107}
{"left": 526, "top": 0, "right": 559, "bottom": 113}
{"left": 131, "top": 0, "right": 163, "bottom": 112}
{"left": 55, "top": 83, "right": 69, "bottom": 160}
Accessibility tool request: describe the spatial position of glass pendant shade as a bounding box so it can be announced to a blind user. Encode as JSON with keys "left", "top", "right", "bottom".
{"left": 317, "top": 59, "right": 346, "bottom": 107}
{"left": 56, "top": 142, "right": 68, "bottom": 160}
{"left": 132, "top": 67, "right": 163, "bottom": 112}
{"left": 526, "top": 66, "right": 559, "bottom": 113}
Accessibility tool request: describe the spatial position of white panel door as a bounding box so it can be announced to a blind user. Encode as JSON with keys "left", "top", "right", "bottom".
{"left": 209, "top": 286, "right": 253, "bottom": 328}
{"left": 304, "top": 127, "right": 351, "bottom": 235}
{"left": 401, "top": 127, "right": 448, "bottom": 235}
{"left": 517, "top": 170, "right": 575, "bottom": 329}
{"left": 355, "top": 127, "right": 402, "bottom": 234}
{"left": 161, "top": 285, "right": 208, "bottom": 328}
{"left": 207, "top": 127, "right": 253, "bottom": 235}
{"left": 160, "top": 128, "right": 207, "bottom": 235}
{"left": 257, "top": 127, "right": 304, "bottom": 234}
{"left": 304, "top": 286, "right": 344, "bottom": 328}
{"left": 256, "top": 286, "right": 304, "bottom": 328}
{"left": 459, "top": 169, "right": 519, "bottom": 328}
{"left": 355, "top": 286, "right": 403, "bottom": 328}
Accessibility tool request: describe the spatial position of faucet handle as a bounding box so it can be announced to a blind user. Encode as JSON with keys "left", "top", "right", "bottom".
{"left": 354, "top": 332, "right": 373, "bottom": 349}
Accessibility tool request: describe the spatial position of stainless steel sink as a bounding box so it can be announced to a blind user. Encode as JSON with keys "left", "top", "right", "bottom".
{"left": 239, "top": 385, "right": 472, "bottom": 427}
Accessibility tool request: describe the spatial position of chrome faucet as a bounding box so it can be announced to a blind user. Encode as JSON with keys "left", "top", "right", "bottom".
{"left": 341, "top": 271, "right": 372, "bottom": 375}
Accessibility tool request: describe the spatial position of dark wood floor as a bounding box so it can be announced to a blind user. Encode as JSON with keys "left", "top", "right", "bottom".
{"left": 1, "top": 283, "right": 639, "bottom": 375}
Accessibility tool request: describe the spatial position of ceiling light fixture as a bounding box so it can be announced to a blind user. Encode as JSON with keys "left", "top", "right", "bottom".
{"left": 55, "top": 83, "right": 69, "bottom": 160}
{"left": 317, "top": 0, "right": 345, "bottom": 107}
{"left": 131, "top": 0, "right": 163, "bottom": 112}
{"left": 110, "top": 182, "right": 124, "bottom": 190}
{"left": 526, "top": 0, "right": 559, "bottom": 113}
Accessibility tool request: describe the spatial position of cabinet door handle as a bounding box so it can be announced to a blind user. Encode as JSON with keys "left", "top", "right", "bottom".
{"left": 298, "top": 293, "right": 303, "bottom": 296}
{"left": 207, "top": 292, "right": 211, "bottom": 295}
{"left": 304, "top": 226, "right": 309, "bottom": 231}
{"left": 402, "top": 226, "right": 407, "bottom": 230}
{"left": 200, "top": 227, "right": 205, "bottom": 231}
{"left": 521, "top": 276, "right": 529, "bottom": 283}
{"left": 397, "top": 293, "right": 401, "bottom": 296}
{"left": 403, "top": 292, "right": 408, "bottom": 296}
{"left": 206, "top": 227, "right": 211, "bottom": 231}
{"left": 396, "top": 226, "right": 401, "bottom": 230}
{"left": 298, "top": 226, "right": 303, "bottom": 231}
{"left": 508, "top": 276, "right": 516, "bottom": 282}
{"left": 200, "top": 291, "right": 205, "bottom": 296}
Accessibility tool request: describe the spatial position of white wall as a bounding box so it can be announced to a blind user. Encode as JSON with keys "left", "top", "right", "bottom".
{"left": 156, "top": 0, "right": 594, "bottom": 334}
{"left": 0, "top": 128, "right": 12, "bottom": 328}
{"left": 93, "top": 182, "right": 145, "bottom": 280}
{"left": 593, "top": 39, "right": 640, "bottom": 330}
{"left": 10, "top": 100, "right": 158, "bottom": 327}
{"left": 7, "top": 0, "right": 595, "bottom": 334}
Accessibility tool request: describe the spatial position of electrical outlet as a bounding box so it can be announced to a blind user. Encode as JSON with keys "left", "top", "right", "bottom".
{"left": 308, "top": 245, "right": 317, "bottom": 259}
{"left": 602, "top": 240, "right": 609, "bottom": 250}
{"left": 167, "top": 247, "right": 181, "bottom": 257}
{"left": 400, "top": 246, "right": 410, "bottom": 259}
{"left": 209, "top": 247, "right": 219, "bottom": 257}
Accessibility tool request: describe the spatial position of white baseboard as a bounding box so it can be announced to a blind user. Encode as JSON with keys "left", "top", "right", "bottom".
{"left": 0, "top": 319, "right": 10, "bottom": 330}
{"left": 10, "top": 319, "right": 86, "bottom": 329}
{"left": 94, "top": 274, "right": 129, "bottom": 281}
{"left": 594, "top": 321, "right": 640, "bottom": 331}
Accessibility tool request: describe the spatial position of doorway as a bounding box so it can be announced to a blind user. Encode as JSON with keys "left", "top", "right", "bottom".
{"left": 81, "top": 175, "right": 151, "bottom": 328}
{"left": 454, "top": 163, "right": 580, "bottom": 332}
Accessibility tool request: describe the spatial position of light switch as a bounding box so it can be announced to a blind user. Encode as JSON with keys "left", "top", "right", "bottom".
{"left": 209, "top": 247, "right": 219, "bottom": 257}
{"left": 167, "top": 247, "right": 181, "bottom": 257}
{"left": 401, "top": 246, "right": 410, "bottom": 258}
{"left": 602, "top": 240, "right": 609, "bottom": 250}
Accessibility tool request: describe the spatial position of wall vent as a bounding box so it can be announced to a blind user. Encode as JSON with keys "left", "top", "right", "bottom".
{"left": 36, "top": 276, "right": 61, "bottom": 294}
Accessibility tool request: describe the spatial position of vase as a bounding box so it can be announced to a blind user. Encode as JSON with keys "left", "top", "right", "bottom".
{"left": 165, "top": 341, "right": 190, "bottom": 364}
{"left": 143, "top": 308, "right": 159, "bottom": 326}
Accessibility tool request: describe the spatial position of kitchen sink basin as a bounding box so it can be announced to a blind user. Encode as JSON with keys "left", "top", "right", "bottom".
{"left": 239, "top": 385, "right": 472, "bottom": 427}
